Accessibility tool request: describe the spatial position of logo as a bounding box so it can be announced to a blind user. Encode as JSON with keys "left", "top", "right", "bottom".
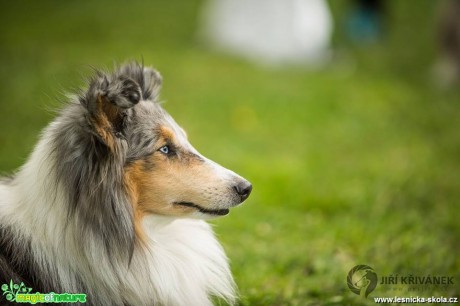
{"left": 347, "top": 265, "right": 378, "bottom": 298}
{"left": 2, "top": 281, "right": 32, "bottom": 302}
{"left": 1, "top": 280, "right": 86, "bottom": 304}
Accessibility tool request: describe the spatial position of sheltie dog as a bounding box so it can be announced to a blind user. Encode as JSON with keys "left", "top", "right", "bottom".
{"left": 0, "top": 62, "right": 252, "bottom": 306}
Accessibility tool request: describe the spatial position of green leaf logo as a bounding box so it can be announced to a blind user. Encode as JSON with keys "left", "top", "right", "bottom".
{"left": 1, "top": 280, "right": 33, "bottom": 302}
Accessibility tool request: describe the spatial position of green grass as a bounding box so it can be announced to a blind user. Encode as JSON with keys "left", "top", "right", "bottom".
{"left": 0, "top": 1, "right": 459, "bottom": 305}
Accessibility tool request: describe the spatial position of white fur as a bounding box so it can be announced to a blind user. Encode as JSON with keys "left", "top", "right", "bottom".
{"left": 0, "top": 124, "right": 236, "bottom": 306}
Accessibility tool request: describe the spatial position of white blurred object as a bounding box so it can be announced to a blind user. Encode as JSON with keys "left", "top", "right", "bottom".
{"left": 200, "top": 0, "right": 333, "bottom": 67}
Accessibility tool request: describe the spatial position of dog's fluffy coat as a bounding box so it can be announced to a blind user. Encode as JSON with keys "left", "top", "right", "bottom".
{"left": 0, "top": 62, "right": 251, "bottom": 306}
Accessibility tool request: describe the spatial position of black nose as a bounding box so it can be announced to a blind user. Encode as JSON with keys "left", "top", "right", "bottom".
{"left": 234, "top": 180, "right": 252, "bottom": 201}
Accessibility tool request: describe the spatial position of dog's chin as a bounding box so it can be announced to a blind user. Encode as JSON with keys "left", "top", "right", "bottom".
{"left": 173, "top": 201, "right": 230, "bottom": 218}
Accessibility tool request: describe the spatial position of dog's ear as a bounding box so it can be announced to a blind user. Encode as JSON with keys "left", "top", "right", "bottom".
{"left": 141, "top": 67, "right": 162, "bottom": 101}
{"left": 116, "top": 62, "right": 162, "bottom": 101}
{"left": 79, "top": 71, "right": 142, "bottom": 149}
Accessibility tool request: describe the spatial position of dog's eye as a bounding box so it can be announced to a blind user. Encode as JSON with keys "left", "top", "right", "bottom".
{"left": 159, "top": 145, "right": 170, "bottom": 154}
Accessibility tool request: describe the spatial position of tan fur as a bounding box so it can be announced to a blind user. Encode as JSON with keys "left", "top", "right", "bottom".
{"left": 123, "top": 162, "right": 149, "bottom": 245}
{"left": 158, "top": 125, "right": 175, "bottom": 141}
{"left": 91, "top": 95, "right": 122, "bottom": 150}
{"left": 123, "top": 126, "right": 222, "bottom": 222}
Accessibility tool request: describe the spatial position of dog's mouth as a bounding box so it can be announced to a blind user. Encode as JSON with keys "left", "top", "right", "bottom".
{"left": 173, "top": 201, "right": 230, "bottom": 216}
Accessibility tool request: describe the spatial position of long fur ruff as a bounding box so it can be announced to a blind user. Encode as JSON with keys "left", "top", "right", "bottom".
{"left": 0, "top": 62, "right": 250, "bottom": 306}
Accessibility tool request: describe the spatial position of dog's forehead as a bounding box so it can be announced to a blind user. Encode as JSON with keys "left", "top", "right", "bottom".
{"left": 132, "top": 101, "right": 189, "bottom": 144}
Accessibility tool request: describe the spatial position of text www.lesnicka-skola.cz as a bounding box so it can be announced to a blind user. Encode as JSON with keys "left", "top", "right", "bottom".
{"left": 374, "top": 296, "right": 458, "bottom": 304}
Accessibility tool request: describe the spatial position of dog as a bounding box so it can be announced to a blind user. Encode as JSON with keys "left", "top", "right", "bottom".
{"left": 0, "top": 62, "right": 252, "bottom": 306}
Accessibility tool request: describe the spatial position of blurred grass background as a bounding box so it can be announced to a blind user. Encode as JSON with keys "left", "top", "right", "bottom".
{"left": 0, "top": 1, "right": 459, "bottom": 305}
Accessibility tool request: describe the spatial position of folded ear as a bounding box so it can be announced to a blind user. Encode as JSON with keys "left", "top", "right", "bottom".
{"left": 116, "top": 62, "right": 162, "bottom": 101}
{"left": 141, "top": 67, "right": 162, "bottom": 101}
{"left": 79, "top": 71, "right": 142, "bottom": 149}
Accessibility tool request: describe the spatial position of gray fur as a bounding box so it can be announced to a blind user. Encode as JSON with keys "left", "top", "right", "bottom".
{"left": 0, "top": 62, "right": 241, "bottom": 305}
{"left": 51, "top": 62, "right": 165, "bottom": 269}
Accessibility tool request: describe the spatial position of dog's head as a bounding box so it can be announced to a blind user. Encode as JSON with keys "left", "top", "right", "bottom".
{"left": 78, "top": 62, "right": 251, "bottom": 220}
